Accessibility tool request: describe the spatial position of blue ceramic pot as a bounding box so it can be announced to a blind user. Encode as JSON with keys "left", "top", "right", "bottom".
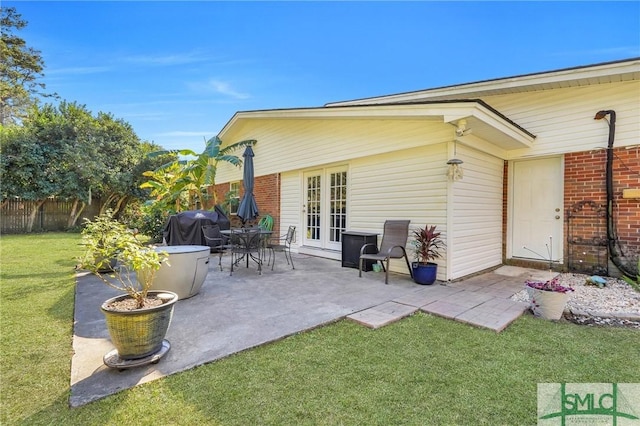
{"left": 412, "top": 262, "right": 438, "bottom": 285}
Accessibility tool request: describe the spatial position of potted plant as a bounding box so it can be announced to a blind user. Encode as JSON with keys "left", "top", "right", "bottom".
{"left": 411, "top": 225, "right": 445, "bottom": 285}
{"left": 78, "top": 212, "right": 178, "bottom": 367}
{"left": 525, "top": 276, "right": 574, "bottom": 320}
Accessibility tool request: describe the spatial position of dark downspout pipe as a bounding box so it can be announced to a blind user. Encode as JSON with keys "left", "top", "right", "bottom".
{"left": 594, "top": 110, "right": 634, "bottom": 277}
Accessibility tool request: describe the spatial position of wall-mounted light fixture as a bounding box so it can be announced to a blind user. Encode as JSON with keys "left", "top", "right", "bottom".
{"left": 447, "top": 133, "right": 464, "bottom": 181}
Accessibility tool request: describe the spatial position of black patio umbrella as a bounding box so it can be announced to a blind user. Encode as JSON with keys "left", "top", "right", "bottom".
{"left": 236, "top": 145, "right": 259, "bottom": 225}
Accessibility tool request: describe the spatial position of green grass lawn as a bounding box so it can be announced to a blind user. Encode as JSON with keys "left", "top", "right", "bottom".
{"left": 1, "top": 233, "right": 639, "bottom": 425}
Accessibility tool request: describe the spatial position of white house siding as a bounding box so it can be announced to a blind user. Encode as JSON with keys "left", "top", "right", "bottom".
{"left": 477, "top": 81, "right": 640, "bottom": 159}
{"left": 216, "top": 118, "right": 451, "bottom": 182}
{"left": 273, "top": 170, "right": 301, "bottom": 252}
{"left": 220, "top": 116, "right": 511, "bottom": 280}
{"left": 346, "top": 144, "right": 449, "bottom": 279}
{"left": 276, "top": 143, "right": 450, "bottom": 279}
{"left": 448, "top": 144, "right": 504, "bottom": 280}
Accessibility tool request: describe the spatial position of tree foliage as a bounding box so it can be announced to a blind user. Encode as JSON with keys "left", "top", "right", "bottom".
{"left": 0, "top": 6, "right": 54, "bottom": 126}
{"left": 146, "top": 135, "right": 256, "bottom": 211}
{"left": 1, "top": 102, "right": 165, "bottom": 230}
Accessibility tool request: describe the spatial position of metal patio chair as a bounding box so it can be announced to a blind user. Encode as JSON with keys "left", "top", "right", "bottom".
{"left": 202, "top": 224, "right": 232, "bottom": 271}
{"left": 358, "top": 220, "right": 413, "bottom": 284}
{"left": 266, "top": 225, "right": 296, "bottom": 270}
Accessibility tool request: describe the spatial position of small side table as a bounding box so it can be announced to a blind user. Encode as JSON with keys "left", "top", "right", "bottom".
{"left": 341, "top": 231, "right": 379, "bottom": 271}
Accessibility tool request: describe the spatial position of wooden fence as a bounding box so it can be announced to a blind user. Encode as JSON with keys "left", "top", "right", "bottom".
{"left": 1, "top": 198, "right": 102, "bottom": 234}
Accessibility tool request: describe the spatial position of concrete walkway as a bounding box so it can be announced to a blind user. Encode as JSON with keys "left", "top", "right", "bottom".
{"left": 348, "top": 265, "right": 547, "bottom": 330}
{"left": 70, "top": 255, "right": 544, "bottom": 407}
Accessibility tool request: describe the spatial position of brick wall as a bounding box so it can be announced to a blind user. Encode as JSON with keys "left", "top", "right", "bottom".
{"left": 213, "top": 173, "right": 282, "bottom": 233}
{"left": 565, "top": 146, "right": 640, "bottom": 261}
{"left": 504, "top": 146, "right": 639, "bottom": 272}
{"left": 254, "top": 173, "right": 281, "bottom": 234}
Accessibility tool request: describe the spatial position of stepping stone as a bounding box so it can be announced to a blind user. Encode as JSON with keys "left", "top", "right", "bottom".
{"left": 347, "top": 301, "right": 418, "bottom": 329}
{"left": 455, "top": 298, "right": 529, "bottom": 332}
{"left": 393, "top": 285, "right": 464, "bottom": 308}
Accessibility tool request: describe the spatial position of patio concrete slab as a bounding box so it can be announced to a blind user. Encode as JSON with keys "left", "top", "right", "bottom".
{"left": 70, "top": 255, "right": 421, "bottom": 407}
{"left": 70, "top": 258, "right": 539, "bottom": 407}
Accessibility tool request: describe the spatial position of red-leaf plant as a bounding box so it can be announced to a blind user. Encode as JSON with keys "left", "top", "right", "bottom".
{"left": 412, "top": 225, "right": 446, "bottom": 264}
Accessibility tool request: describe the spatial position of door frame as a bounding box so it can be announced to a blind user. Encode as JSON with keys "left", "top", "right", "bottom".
{"left": 507, "top": 156, "right": 564, "bottom": 263}
{"left": 301, "top": 165, "right": 349, "bottom": 251}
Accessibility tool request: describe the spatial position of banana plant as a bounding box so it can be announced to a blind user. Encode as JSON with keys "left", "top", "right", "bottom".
{"left": 146, "top": 135, "right": 256, "bottom": 209}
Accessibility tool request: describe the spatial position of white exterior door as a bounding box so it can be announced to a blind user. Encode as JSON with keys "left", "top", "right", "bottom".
{"left": 511, "top": 157, "right": 563, "bottom": 263}
{"left": 302, "top": 167, "right": 348, "bottom": 250}
{"left": 303, "top": 171, "right": 322, "bottom": 248}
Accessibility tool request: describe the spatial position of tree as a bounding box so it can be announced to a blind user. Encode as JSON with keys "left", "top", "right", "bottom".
{"left": 147, "top": 135, "right": 256, "bottom": 210}
{"left": 0, "top": 111, "right": 66, "bottom": 231}
{"left": 0, "top": 7, "right": 54, "bottom": 126}
{"left": 1, "top": 102, "right": 161, "bottom": 230}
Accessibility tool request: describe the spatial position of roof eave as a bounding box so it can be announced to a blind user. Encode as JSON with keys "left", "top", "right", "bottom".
{"left": 219, "top": 101, "right": 535, "bottom": 151}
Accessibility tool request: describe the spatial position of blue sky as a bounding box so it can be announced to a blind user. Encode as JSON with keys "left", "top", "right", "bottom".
{"left": 10, "top": 1, "right": 640, "bottom": 151}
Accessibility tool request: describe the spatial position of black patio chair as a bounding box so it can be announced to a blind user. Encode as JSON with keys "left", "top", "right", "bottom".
{"left": 202, "top": 224, "right": 232, "bottom": 271}
{"left": 358, "top": 220, "right": 413, "bottom": 284}
{"left": 266, "top": 225, "right": 296, "bottom": 270}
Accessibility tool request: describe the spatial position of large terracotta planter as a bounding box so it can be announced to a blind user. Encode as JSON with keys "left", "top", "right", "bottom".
{"left": 528, "top": 288, "right": 570, "bottom": 320}
{"left": 101, "top": 291, "right": 178, "bottom": 360}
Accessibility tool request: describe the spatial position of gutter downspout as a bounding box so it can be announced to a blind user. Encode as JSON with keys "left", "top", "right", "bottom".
{"left": 594, "top": 110, "right": 634, "bottom": 277}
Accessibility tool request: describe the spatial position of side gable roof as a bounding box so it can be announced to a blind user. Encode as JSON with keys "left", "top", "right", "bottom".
{"left": 325, "top": 57, "right": 640, "bottom": 106}
{"left": 219, "top": 58, "right": 639, "bottom": 156}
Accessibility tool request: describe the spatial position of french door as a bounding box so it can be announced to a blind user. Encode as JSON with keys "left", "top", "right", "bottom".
{"left": 303, "top": 167, "right": 348, "bottom": 251}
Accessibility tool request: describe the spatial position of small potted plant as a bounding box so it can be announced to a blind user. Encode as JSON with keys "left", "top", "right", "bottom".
{"left": 525, "top": 276, "right": 574, "bottom": 320}
{"left": 78, "top": 212, "right": 178, "bottom": 367}
{"left": 411, "top": 225, "right": 445, "bottom": 285}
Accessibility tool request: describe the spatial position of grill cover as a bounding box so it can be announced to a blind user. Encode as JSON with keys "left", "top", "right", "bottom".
{"left": 162, "top": 207, "right": 230, "bottom": 246}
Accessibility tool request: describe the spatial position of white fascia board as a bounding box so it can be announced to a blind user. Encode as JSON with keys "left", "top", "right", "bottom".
{"left": 470, "top": 104, "right": 536, "bottom": 146}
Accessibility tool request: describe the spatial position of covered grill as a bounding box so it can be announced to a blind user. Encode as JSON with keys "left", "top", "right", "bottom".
{"left": 162, "top": 208, "right": 230, "bottom": 246}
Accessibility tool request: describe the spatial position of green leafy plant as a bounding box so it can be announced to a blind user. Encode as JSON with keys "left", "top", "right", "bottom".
{"left": 146, "top": 135, "right": 256, "bottom": 210}
{"left": 622, "top": 258, "right": 640, "bottom": 292}
{"left": 411, "top": 225, "right": 445, "bottom": 264}
{"left": 77, "top": 211, "right": 168, "bottom": 309}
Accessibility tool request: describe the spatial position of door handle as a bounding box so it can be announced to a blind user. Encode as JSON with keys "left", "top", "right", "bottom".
{"left": 555, "top": 215, "right": 560, "bottom": 220}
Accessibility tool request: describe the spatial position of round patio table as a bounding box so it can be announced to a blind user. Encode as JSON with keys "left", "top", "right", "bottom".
{"left": 221, "top": 228, "right": 272, "bottom": 271}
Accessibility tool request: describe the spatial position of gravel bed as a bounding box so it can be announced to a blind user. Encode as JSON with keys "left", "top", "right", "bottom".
{"left": 511, "top": 273, "right": 640, "bottom": 329}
